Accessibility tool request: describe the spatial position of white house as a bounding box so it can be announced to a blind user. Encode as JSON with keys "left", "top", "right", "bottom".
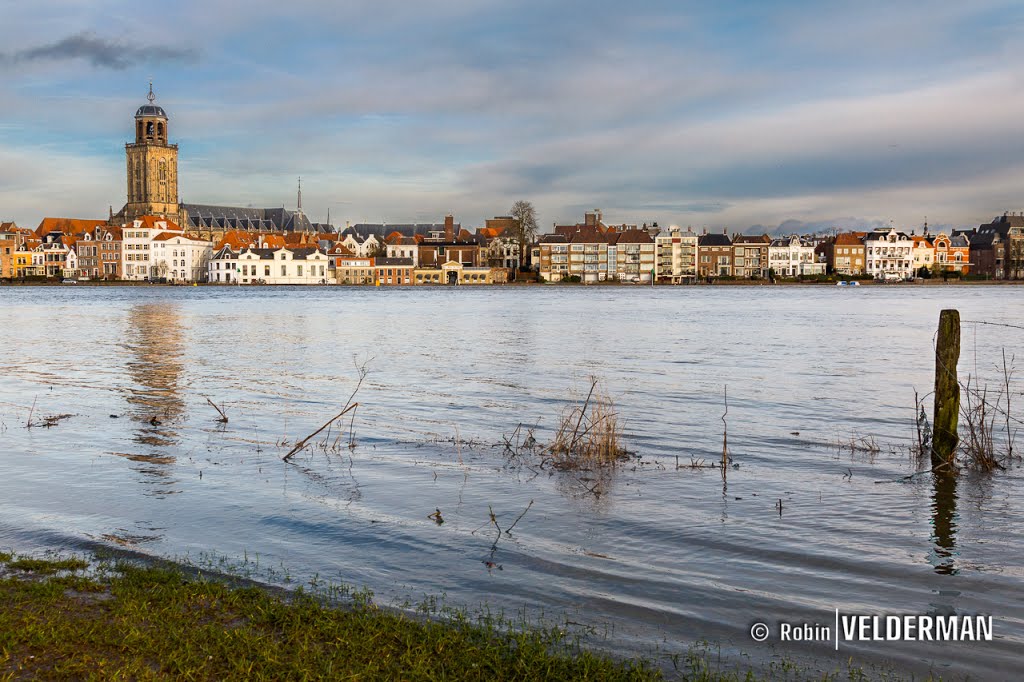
{"left": 121, "top": 216, "right": 184, "bottom": 281}
{"left": 151, "top": 232, "right": 212, "bottom": 282}
{"left": 231, "top": 247, "right": 330, "bottom": 285}
{"left": 864, "top": 227, "right": 914, "bottom": 280}
{"left": 208, "top": 246, "right": 239, "bottom": 283}
{"left": 768, "top": 235, "right": 825, "bottom": 276}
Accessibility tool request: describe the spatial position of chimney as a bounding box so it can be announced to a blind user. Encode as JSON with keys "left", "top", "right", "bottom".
{"left": 444, "top": 214, "right": 454, "bottom": 242}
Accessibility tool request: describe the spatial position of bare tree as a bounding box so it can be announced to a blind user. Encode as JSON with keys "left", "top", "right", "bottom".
{"left": 509, "top": 200, "right": 538, "bottom": 271}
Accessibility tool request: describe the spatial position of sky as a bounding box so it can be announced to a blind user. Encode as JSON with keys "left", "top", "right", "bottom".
{"left": 1, "top": 0, "right": 1023, "bottom": 234}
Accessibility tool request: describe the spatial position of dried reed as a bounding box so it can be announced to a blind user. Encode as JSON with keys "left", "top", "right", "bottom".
{"left": 547, "top": 378, "right": 628, "bottom": 470}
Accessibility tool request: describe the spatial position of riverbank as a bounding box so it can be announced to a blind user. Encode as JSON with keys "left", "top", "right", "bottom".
{"left": 0, "top": 550, "right": 919, "bottom": 681}
{"left": 0, "top": 551, "right": 661, "bottom": 680}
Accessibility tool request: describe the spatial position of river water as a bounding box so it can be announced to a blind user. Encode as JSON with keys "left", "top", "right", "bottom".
{"left": 1, "top": 285, "right": 1021, "bottom": 679}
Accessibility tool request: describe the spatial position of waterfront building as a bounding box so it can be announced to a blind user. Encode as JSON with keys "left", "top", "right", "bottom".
{"left": 121, "top": 216, "right": 184, "bottom": 281}
{"left": 960, "top": 229, "right": 1004, "bottom": 279}
{"left": 231, "top": 247, "right": 329, "bottom": 285}
{"left": 564, "top": 225, "right": 610, "bottom": 282}
{"left": 374, "top": 257, "right": 414, "bottom": 285}
{"left": 151, "top": 232, "right": 213, "bottom": 282}
{"left": 932, "top": 233, "right": 970, "bottom": 275}
{"left": 334, "top": 255, "right": 375, "bottom": 284}
{"left": 654, "top": 226, "right": 698, "bottom": 283}
{"left": 832, "top": 232, "right": 867, "bottom": 275}
{"left": 731, "top": 233, "right": 771, "bottom": 279}
{"left": 610, "top": 227, "right": 655, "bottom": 283}
{"left": 208, "top": 246, "right": 239, "bottom": 283}
{"left": 910, "top": 234, "right": 934, "bottom": 275}
{"left": 413, "top": 262, "right": 497, "bottom": 285}
{"left": 534, "top": 234, "right": 569, "bottom": 281}
{"left": 697, "top": 231, "right": 733, "bottom": 277}
{"left": 768, "top": 235, "right": 824, "bottom": 277}
{"left": 975, "top": 213, "right": 1024, "bottom": 279}
{"left": 864, "top": 227, "right": 914, "bottom": 280}
{"left": 0, "top": 222, "right": 19, "bottom": 279}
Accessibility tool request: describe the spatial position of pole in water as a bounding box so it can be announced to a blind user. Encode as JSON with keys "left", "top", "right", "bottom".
{"left": 932, "top": 309, "right": 960, "bottom": 467}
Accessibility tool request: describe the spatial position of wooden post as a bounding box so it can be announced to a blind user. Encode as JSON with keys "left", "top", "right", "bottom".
{"left": 932, "top": 309, "right": 960, "bottom": 467}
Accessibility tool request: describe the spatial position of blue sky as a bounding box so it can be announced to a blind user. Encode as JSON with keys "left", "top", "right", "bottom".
{"left": 2, "top": 0, "right": 1023, "bottom": 233}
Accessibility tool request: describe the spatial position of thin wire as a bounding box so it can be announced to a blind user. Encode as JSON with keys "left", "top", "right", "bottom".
{"left": 961, "top": 320, "right": 1024, "bottom": 331}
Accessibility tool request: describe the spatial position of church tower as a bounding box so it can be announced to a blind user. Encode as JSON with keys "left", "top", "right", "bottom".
{"left": 123, "top": 83, "right": 180, "bottom": 226}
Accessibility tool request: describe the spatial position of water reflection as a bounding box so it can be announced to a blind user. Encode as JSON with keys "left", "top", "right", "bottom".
{"left": 118, "top": 303, "right": 186, "bottom": 495}
{"left": 930, "top": 470, "right": 959, "bottom": 575}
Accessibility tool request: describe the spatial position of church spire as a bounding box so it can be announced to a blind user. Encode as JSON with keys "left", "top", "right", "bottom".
{"left": 297, "top": 177, "right": 302, "bottom": 213}
{"left": 147, "top": 80, "right": 155, "bottom": 104}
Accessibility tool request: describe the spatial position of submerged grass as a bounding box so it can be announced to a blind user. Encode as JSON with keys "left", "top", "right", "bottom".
{"left": 0, "top": 553, "right": 658, "bottom": 680}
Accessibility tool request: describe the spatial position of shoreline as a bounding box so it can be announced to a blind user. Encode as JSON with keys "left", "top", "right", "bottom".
{"left": 0, "top": 547, "right": 922, "bottom": 681}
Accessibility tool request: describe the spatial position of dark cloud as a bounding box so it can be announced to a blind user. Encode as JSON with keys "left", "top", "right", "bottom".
{"left": 2, "top": 32, "right": 196, "bottom": 70}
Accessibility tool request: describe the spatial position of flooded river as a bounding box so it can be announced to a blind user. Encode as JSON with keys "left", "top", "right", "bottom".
{"left": 1, "top": 285, "right": 1021, "bottom": 679}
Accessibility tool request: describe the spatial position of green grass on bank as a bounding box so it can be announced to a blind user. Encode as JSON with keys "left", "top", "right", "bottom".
{"left": 0, "top": 552, "right": 917, "bottom": 681}
{"left": 0, "top": 552, "right": 660, "bottom": 681}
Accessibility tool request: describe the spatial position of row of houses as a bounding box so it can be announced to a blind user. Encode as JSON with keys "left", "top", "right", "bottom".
{"left": 3, "top": 211, "right": 1023, "bottom": 283}
{"left": 0, "top": 214, "right": 518, "bottom": 285}
{"left": 530, "top": 210, "right": 1024, "bottom": 283}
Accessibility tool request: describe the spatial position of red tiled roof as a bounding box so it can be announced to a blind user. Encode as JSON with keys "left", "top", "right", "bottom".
{"left": 35, "top": 217, "right": 106, "bottom": 238}
{"left": 130, "top": 215, "right": 183, "bottom": 232}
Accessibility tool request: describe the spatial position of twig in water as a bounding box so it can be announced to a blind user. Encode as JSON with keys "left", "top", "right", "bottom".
{"left": 26, "top": 396, "right": 37, "bottom": 429}
{"left": 283, "top": 403, "right": 359, "bottom": 461}
{"left": 504, "top": 499, "right": 534, "bottom": 535}
{"left": 205, "top": 397, "right": 229, "bottom": 423}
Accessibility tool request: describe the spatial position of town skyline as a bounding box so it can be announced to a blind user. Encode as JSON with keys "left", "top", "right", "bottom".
{"left": 2, "top": 2, "right": 1023, "bottom": 232}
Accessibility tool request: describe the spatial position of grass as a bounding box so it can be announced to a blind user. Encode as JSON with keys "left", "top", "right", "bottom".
{"left": 0, "top": 552, "right": 920, "bottom": 681}
{"left": 0, "top": 553, "right": 658, "bottom": 680}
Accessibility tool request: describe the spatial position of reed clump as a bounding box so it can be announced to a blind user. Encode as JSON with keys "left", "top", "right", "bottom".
{"left": 546, "top": 378, "right": 630, "bottom": 470}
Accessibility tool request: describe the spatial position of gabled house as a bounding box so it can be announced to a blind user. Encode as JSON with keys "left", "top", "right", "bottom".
{"left": 910, "top": 234, "right": 933, "bottom": 276}
{"left": 768, "top": 235, "right": 824, "bottom": 277}
{"left": 864, "top": 227, "right": 914, "bottom": 280}
{"left": 932, "top": 233, "right": 970, "bottom": 275}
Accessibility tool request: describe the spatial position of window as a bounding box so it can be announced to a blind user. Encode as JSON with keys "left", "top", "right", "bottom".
{"left": 265, "top": 265, "right": 270, "bottom": 276}
{"left": 281, "top": 265, "right": 286, "bottom": 276}
{"left": 297, "top": 265, "right": 303, "bottom": 276}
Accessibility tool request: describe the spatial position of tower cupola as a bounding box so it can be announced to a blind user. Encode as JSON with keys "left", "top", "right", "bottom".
{"left": 135, "top": 82, "right": 169, "bottom": 144}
